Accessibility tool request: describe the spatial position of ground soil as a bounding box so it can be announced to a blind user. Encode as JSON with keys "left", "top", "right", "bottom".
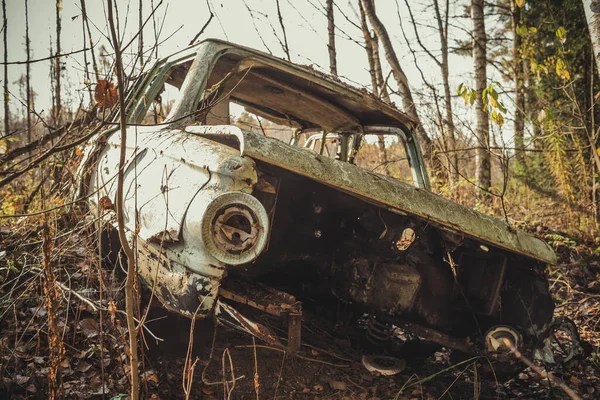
{"left": 1, "top": 223, "right": 600, "bottom": 399}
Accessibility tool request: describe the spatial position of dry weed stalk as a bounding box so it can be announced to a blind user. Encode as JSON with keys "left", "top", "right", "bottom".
{"left": 41, "top": 222, "right": 65, "bottom": 399}
{"left": 106, "top": 0, "right": 139, "bottom": 397}
{"left": 252, "top": 337, "right": 260, "bottom": 399}
{"left": 183, "top": 305, "right": 203, "bottom": 400}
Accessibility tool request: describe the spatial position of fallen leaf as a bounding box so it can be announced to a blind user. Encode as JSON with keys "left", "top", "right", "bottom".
{"left": 76, "top": 361, "right": 91, "bottom": 373}
{"left": 143, "top": 370, "right": 159, "bottom": 384}
{"left": 14, "top": 375, "right": 29, "bottom": 385}
{"left": 569, "top": 376, "right": 581, "bottom": 385}
{"left": 518, "top": 372, "right": 528, "bottom": 380}
{"left": 94, "top": 80, "right": 119, "bottom": 108}
{"left": 313, "top": 384, "right": 324, "bottom": 391}
{"left": 79, "top": 318, "right": 99, "bottom": 338}
{"left": 330, "top": 380, "right": 347, "bottom": 390}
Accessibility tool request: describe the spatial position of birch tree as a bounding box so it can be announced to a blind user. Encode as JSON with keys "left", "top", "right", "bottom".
{"left": 511, "top": 0, "right": 526, "bottom": 167}
{"left": 472, "top": 0, "right": 491, "bottom": 192}
{"left": 2, "top": 0, "right": 9, "bottom": 142}
{"left": 326, "top": 0, "right": 337, "bottom": 76}
{"left": 360, "top": 0, "right": 440, "bottom": 177}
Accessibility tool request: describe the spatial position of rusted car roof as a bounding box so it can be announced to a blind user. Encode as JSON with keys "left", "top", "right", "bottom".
{"left": 166, "top": 39, "right": 419, "bottom": 131}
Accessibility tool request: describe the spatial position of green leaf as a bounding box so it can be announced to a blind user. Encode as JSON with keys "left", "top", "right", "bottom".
{"left": 556, "top": 58, "right": 570, "bottom": 80}
{"left": 456, "top": 82, "right": 464, "bottom": 95}
{"left": 488, "top": 85, "right": 499, "bottom": 101}
{"left": 497, "top": 102, "right": 507, "bottom": 114}
{"left": 469, "top": 90, "right": 477, "bottom": 105}
{"left": 528, "top": 27, "right": 537, "bottom": 34}
{"left": 556, "top": 26, "right": 567, "bottom": 44}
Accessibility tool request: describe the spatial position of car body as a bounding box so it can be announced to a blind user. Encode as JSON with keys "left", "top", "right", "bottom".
{"left": 78, "top": 39, "right": 557, "bottom": 356}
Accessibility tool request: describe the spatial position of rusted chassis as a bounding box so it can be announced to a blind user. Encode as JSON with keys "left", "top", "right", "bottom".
{"left": 89, "top": 126, "right": 554, "bottom": 354}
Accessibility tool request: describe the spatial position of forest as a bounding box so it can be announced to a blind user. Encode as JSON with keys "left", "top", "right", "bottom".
{"left": 2, "top": 0, "right": 600, "bottom": 399}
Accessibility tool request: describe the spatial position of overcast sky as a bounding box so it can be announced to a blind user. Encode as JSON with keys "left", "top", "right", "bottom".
{"left": 3, "top": 0, "right": 507, "bottom": 142}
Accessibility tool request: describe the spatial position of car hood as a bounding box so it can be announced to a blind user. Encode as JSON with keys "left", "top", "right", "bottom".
{"left": 188, "top": 125, "right": 556, "bottom": 265}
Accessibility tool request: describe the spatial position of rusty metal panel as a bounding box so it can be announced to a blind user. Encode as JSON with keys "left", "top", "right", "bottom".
{"left": 189, "top": 125, "right": 556, "bottom": 265}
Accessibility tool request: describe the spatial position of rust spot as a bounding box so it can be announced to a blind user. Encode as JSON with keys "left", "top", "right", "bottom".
{"left": 148, "top": 229, "right": 180, "bottom": 245}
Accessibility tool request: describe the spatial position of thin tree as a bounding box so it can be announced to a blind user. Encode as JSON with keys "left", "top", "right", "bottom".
{"left": 54, "top": 0, "right": 62, "bottom": 124}
{"left": 326, "top": 0, "right": 337, "bottom": 76}
{"left": 80, "top": 0, "right": 93, "bottom": 102}
{"left": 2, "top": 0, "right": 8, "bottom": 141}
{"left": 583, "top": 0, "right": 600, "bottom": 76}
{"left": 106, "top": 0, "right": 140, "bottom": 398}
{"left": 403, "top": 0, "right": 459, "bottom": 185}
{"left": 275, "top": 0, "right": 291, "bottom": 61}
{"left": 579, "top": 0, "right": 600, "bottom": 176}
{"left": 358, "top": 1, "right": 391, "bottom": 175}
{"left": 433, "top": 0, "right": 458, "bottom": 184}
{"left": 138, "top": 0, "right": 143, "bottom": 67}
{"left": 472, "top": 0, "right": 491, "bottom": 192}
{"left": 359, "top": 1, "right": 379, "bottom": 95}
{"left": 511, "top": 0, "right": 525, "bottom": 168}
{"left": 25, "top": 0, "right": 32, "bottom": 148}
{"left": 81, "top": 0, "right": 100, "bottom": 82}
{"left": 360, "top": 0, "right": 439, "bottom": 175}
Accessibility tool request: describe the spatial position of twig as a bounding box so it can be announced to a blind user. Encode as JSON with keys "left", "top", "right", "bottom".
{"left": 54, "top": 280, "right": 164, "bottom": 343}
{"left": 106, "top": 0, "right": 140, "bottom": 397}
{"left": 189, "top": 0, "right": 213, "bottom": 45}
{"left": 234, "top": 344, "right": 350, "bottom": 368}
{"left": 501, "top": 338, "right": 582, "bottom": 400}
{"left": 273, "top": 351, "right": 285, "bottom": 399}
{"left": 0, "top": 47, "right": 91, "bottom": 65}
{"left": 275, "top": 0, "right": 290, "bottom": 61}
{"left": 222, "top": 348, "right": 236, "bottom": 400}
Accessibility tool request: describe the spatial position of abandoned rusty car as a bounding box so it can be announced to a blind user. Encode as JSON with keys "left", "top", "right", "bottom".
{"left": 78, "top": 39, "right": 571, "bottom": 363}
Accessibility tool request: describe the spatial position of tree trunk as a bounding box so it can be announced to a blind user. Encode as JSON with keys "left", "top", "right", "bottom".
{"left": 471, "top": 0, "right": 491, "bottom": 192}
{"left": 360, "top": 0, "right": 438, "bottom": 175}
{"left": 583, "top": 0, "right": 600, "bottom": 77}
{"left": 434, "top": 0, "right": 458, "bottom": 184}
{"left": 359, "top": 1, "right": 391, "bottom": 175}
{"left": 326, "top": 0, "right": 337, "bottom": 76}
{"left": 511, "top": 0, "right": 526, "bottom": 168}
{"left": 2, "top": 0, "right": 9, "bottom": 142}
{"left": 138, "top": 0, "right": 143, "bottom": 68}
{"left": 275, "top": 0, "right": 290, "bottom": 61}
{"left": 26, "top": 0, "right": 32, "bottom": 149}
{"left": 55, "top": 0, "right": 62, "bottom": 124}
{"left": 371, "top": 35, "right": 390, "bottom": 103}
{"left": 359, "top": 1, "right": 378, "bottom": 96}
{"left": 81, "top": 0, "right": 100, "bottom": 82}
{"left": 579, "top": 1, "right": 600, "bottom": 179}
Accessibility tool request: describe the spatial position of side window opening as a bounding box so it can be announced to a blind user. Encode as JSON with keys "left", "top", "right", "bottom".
{"left": 138, "top": 60, "right": 193, "bottom": 125}
{"left": 355, "top": 134, "right": 414, "bottom": 185}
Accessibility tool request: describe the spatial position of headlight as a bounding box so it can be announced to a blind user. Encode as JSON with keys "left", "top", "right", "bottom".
{"left": 201, "top": 192, "right": 269, "bottom": 265}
